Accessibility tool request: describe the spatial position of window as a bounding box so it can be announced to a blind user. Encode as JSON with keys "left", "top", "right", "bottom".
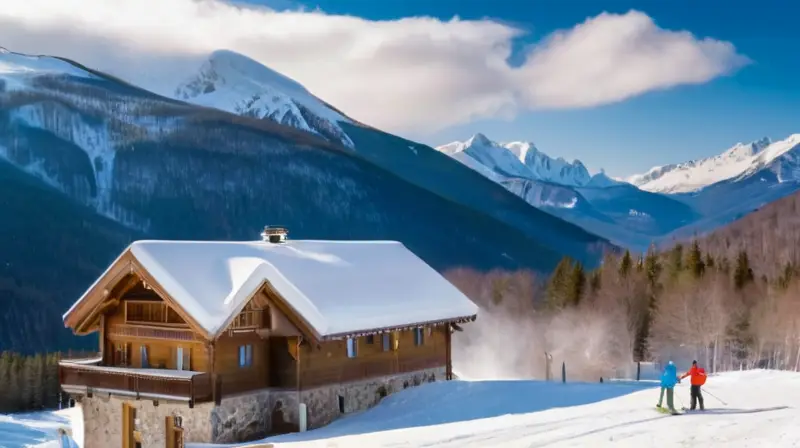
{"left": 176, "top": 347, "right": 184, "bottom": 370}
{"left": 140, "top": 345, "right": 149, "bottom": 368}
{"left": 115, "top": 343, "right": 130, "bottom": 366}
{"left": 238, "top": 345, "right": 253, "bottom": 368}
{"left": 382, "top": 333, "right": 391, "bottom": 352}
{"left": 414, "top": 328, "right": 425, "bottom": 346}
{"left": 346, "top": 338, "right": 358, "bottom": 358}
{"left": 365, "top": 335, "right": 375, "bottom": 345}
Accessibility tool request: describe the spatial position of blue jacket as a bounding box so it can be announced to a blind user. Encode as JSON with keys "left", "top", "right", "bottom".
{"left": 660, "top": 363, "right": 678, "bottom": 388}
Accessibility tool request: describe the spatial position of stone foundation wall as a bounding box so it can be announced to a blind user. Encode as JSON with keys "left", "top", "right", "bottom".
{"left": 211, "top": 389, "right": 271, "bottom": 444}
{"left": 78, "top": 367, "right": 446, "bottom": 446}
{"left": 81, "top": 395, "right": 214, "bottom": 448}
{"left": 299, "top": 367, "right": 445, "bottom": 429}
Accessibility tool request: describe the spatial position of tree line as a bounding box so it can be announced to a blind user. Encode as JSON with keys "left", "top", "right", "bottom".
{"left": 446, "top": 240, "right": 800, "bottom": 381}
{"left": 0, "top": 351, "right": 88, "bottom": 413}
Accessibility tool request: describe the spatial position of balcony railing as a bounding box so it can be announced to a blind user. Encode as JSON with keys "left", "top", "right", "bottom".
{"left": 108, "top": 324, "right": 202, "bottom": 342}
{"left": 59, "top": 362, "right": 213, "bottom": 405}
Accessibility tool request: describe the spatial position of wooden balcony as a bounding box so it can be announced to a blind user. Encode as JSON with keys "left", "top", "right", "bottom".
{"left": 108, "top": 324, "right": 203, "bottom": 342}
{"left": 59, "top": 362, "right": 214, "bottom": 406}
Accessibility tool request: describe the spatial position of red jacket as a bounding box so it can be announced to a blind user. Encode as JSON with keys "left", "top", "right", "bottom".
{"left": 681, "top": 365, "right": 706, "bottom": 386}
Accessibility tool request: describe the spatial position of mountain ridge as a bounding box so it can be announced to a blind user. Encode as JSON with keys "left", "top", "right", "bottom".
{"left": 626, "top": 135, "right": 800, "bottom": 193}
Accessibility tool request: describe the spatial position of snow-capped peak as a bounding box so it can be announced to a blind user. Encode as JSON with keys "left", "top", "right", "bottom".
{"left": 503, "top": 141, "right": 591, "bottom": 187}
{"left": 626, "top": 135, "right": 800, "bottom": 193}
{"left": 436, "top": 134, "right": 594, "bottom": 187}
{"left": 468, "top": 133, "right": 493, "bottom": 147}
{"left": 174, "top": 49, "right": 354, "bottom": 147}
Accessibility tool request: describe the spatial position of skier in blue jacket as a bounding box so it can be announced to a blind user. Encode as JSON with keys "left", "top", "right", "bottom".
{"left": 656, "top": 361, "right": 680, "bottom": 414}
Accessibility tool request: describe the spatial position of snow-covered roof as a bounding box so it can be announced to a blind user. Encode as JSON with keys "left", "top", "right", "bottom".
{"left": 69, "top": 239, "right": 478, "bottom": 340}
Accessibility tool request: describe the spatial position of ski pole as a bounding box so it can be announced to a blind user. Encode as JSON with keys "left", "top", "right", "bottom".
{"left": 702, "top": 387, "right": 728, "bottom": 406}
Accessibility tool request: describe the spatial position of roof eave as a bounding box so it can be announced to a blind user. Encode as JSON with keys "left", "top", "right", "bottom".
{"left": 320, "top": 314, "right": 478, "bottom": 341}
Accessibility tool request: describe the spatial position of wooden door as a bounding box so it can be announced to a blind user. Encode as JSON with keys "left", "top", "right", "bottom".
{"left": 122, "top": 403, "right": 136, "bottom": 448}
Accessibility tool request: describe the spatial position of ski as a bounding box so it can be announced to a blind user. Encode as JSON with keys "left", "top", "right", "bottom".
{"left": 655, "top": 406, "right": 682, "bottom": 415}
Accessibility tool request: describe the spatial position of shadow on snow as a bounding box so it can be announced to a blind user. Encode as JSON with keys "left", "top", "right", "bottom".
{"left": 683, "top": 406, "right": 791, "bottom": 415}
{"left": 263, "top": 379, "right": 657, "bottom": 444}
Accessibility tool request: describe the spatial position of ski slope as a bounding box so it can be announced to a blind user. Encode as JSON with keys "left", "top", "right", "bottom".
{"left": 205, "top": 370, "right": 798, "bottom": 448}
{"left": 8, "top": 370, "right": 799, "bottom": 447}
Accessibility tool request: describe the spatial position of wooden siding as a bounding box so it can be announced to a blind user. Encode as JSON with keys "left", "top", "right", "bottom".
{"left": 214, "top": 331, "right": 270, "bottom": 395}
{"left": 298, "top": 326, "right": 448, "bottom": 389}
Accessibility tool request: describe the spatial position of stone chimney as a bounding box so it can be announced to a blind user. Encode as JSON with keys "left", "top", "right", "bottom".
{"left": 260, "top": 226, "right": 288, "bottom": 244}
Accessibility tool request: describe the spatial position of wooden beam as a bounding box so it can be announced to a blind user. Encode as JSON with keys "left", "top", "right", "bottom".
{"left": 75, "top": 298, "right": 119, "bottom": 335}
{"left": 64, "top": 252, "right": 133, "bottom": 329}
{"left": 260, "top": 283, "right": 321, "bottom": 345}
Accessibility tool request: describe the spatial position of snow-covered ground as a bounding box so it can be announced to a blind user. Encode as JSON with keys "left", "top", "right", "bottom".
{"left": 8, "top": 370, "right": 799, "bottom": 447}
{"left": 0, "top": 407, "right": 81, "bottom": 448}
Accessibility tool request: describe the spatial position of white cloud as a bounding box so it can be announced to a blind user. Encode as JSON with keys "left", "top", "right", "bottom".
{"left": 0, "top": 1, "right": 749, "bottom": 135}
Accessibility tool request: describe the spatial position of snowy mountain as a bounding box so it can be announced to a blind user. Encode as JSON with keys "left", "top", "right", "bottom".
{"left": 0, "top": 48, "right": 614, "bottom": 353}
{"left": 435, "top": 134, "right": 692, "bottom": 249}
{"left": 436, "top": 134, "right": 611, "bottom": 187}
{"left": 625, "top": 136, "right": 800, "bottom": 193}
{"left": 174, "top": 50, "right": 355, "bottom": 147}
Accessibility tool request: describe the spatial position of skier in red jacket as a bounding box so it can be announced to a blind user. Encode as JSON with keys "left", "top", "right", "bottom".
{"left": 680, "top": 360, "right": 707, "bottom": 410}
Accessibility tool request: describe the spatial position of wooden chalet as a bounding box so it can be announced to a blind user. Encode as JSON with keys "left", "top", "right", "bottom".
{"left": 60, "top": 227, "right": 479, "bottom": 447}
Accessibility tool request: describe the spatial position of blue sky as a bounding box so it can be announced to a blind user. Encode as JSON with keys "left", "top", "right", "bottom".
{"left": 248, "top": 0, "right": 800, "bottom": 177}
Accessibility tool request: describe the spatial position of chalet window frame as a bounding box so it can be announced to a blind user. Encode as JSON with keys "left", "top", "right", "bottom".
{"left": 382, "top": 333, "right": 391, "bottom": 352}
{"left": 414, "top": 328, "right": 425, "bottom": 346}
{"left": 238, "top": 344, "right": 253, "bottom": 368}
{"left": 346, "top": 337, "right": 358, "bottom": 358}
{"left": 176, "top": 346, "right": 191, "bottom": 371}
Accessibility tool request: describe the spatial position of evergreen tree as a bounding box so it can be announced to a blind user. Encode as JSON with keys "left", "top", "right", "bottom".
{"left": 667, "top": 244, "right": 684, "bottom": 280}
{"left": 546, "top": 256, "right": 573, "bottom": 309}
{"left": 644, "top": 248, "right": 661, "bottom": 290}
{"left": 569, "top": 262, "right": 586, "bottom": 306}
{"left": 734, "top": 250, "right": 755, "bottom": 290}
{"left": 685, "top": 241, "right": 706, "bottom": 278}
{"left": 619, "top": 250, "right": 632, "bottom": 278}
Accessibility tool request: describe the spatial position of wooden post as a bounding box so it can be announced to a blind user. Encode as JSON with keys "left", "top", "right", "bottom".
{"left": 99, "top": 314, "right": 105, "bottom": 364}
{"left": 445, "top": 324, "right": 452, "bottom": 380}
{"left": 561, "top": 362, "right": 566, "bottom": 383}
{"left": 165, "top": 416, "right": 175, "bottom": 448}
